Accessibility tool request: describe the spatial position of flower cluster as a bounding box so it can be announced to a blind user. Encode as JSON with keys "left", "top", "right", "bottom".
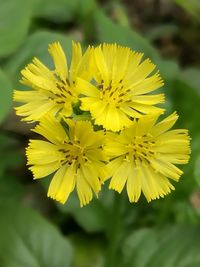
{"left": 14, "top": 42, "right": 191, "bottom": 206}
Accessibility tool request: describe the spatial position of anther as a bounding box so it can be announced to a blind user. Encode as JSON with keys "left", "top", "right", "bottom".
{"left": 119, "top": 93, "right": 124, "bottom": 97}
{"left": 66, "top": 78, "right": 70, "bottom": 86}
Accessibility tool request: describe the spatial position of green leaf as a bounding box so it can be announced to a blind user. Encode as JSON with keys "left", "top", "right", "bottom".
{"left": 157, "top": 59, "right": 179, "bottom": 82}
{"left": 123, "top": 226, "right": 200, "bottom": 267}
{"left": 70, "top": 234, "right": 103, "bottom": 267}
{"left": 4, "top": 31, "right": 72, "bottom": 89}
{"left": 0, "top": 204, "right": 73, "bottom": 267}
{"left": 93, "top": 10, "right": 183, "bottom": 85}
{"left": 76, "top": 0, "right": 97, "bottom": 19}
{"left": 172, "top": 201, "right": 200, "bottom": 224}
{"left": 179, "top": 67, "right": 200, "bottom": 95}
{"left": 194, "top": 155, "right": 200, "bottom": 187}
{"left": 0, "top": 132, "right": 25, "bottom": 176}
{"left": 34, "top": 0, "right": 96, "bottom": 23}
{"left": 0, "top": 175, "right": 24, "bottom": 204}
{"left": 146, "top": 24, "right": 179, "bottom": 41}
{"left": 167, "top": 79, "right": 200, "bottom": 192}
{"left": 174, "top": 0, "right": 200, "bottom": 22}
{"left": 169, "top": 79, "right": 200, "bottom": 139}
{"left": 0, "top": 0, "right": 33, "bottom": 58}
{"left": 58, "top": 184, "right": 114, "bottom": 233}
{"left": 0, "top": 134, "right": 24, "bottom": 200}
{"left": 34, "top": 0, "right": 78, "bottom": 23}
{"left": 0, "top": 69, "right": 13, "bottom": 124}
{"left": 94, "top": 10, "right": 159, "bottom": 60}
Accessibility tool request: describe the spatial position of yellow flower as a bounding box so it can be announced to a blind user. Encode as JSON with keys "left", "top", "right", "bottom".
{"left": 26, "top": 116, "right": 108, "bottom": 206}
{"left": 76, "top": 43, "right": 164, "bottom": 131}
{"left": 105, "top": 112, "right": 191, "bottom": 202}
{"left": 14, "top": 41, "right": 92, "bottom": 122}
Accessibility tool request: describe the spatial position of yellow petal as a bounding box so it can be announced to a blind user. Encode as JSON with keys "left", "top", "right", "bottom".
{"left": 70, "top": 41, "right": 82, "bottom": 79}
{"left": 124, "top": 51, "right": 143, "bottom": 81}
{"left": 29, "top": 161, "right": 60, "bottom": 179}
{"left": 127, "top": 102, "right": 164, "bottom": 118}
{"left": 26, "top": 140, "right": 60, "bottom": 165}
{"left": 111, "top": 46, "right": 130, "bottom": 82}
{"left": 15, "top": 101, "right": 56, "bottom": 122}
{"left": 48, "top": 163, "right": 76, "bottom": 204}
{"left": 81, "top": 164, "right": 101, "bottom": 194}
{"left": 21, "top": 68, "right": 57, "bottom": 92}
{"left": 131, "top": 94, "right": 165, "bottom": 105}
{"left": 105, "top": 105, "right": 122, "bottom": 132}
{"left": 126, "top": 165, "right": 141, "bottom": 202}
{"left": 34, "top": 115, "right": 68, "bottom": 144}
{"left": 151, "top": 112, "right": 178, "bottom": 137}
{"left": 73, "top": 45, "right": 93, "bottom": 81}
{"left": 132, "top": 71, "right": 164, "bottom": 95}
{"left": 127, "top": 58, "right": 156, "bottom": 86}
{"left": 150, "top": 158, "right": 183, "bottom": 181}
{"left": 94, "top": 45, "right": 109, "bottom": 85}
{"left": 107, "top": 157, "right": 123, "bottom": 177}
{"left": 109, "top": 161, "right": 129, "bottom": 193}
{"left": 76, "top": 169, "right": 93, "bottom": 207}
{"left": 143, "top": 165, "right": 174, "bottom": 201}
{"left": 48, "top": 42, "right": 68, "bottom": 80}
{"left": 76, "top": 78, "right": 99, "bottom": 97}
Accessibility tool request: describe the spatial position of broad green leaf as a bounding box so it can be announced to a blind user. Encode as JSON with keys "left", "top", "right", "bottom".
{"left": 57, "top": 189, "right": 138, "bottom": 235}
{"left": 179, "top": 67, "right": 200, "bottom": 95}
{"left": 58, "top": 185, "right": 114, "bottom": 233}
{"left": 60, "top": 197, "right": 107, "bottom": 233}
{"left": 0, "top": 204, "right": 73, "bottom": 267}
{"left": 93, "top": 10, "right": 185, "bottom": 84}
{"left": 165, "top": 79, "right": 200, "bottom": 197}
{"left": 0, "top": 175, "right": 23, "bottom": 204}
{"left": 0, "top": 134, "right": 24, "bottom": 202}
{"left": 94, "top": 10, "right": 159, "bottom": 60}
{"left": 0, "top": 0, "right": 33, "bottom": 58}
{"left": 0, "top": 69, "right": 13, "bottom": 123}
{"left": 34, "top": 0, "right": 96, "bottom": 23}
{"left": 34, "top": 0, "right": 78, "bottom": 22}
{"left": 93, "top": 10, "right": 180, "bottom": 84}
{"left": 174, "top": 0, "right": 200, "bottom": 22}
{"left": 4, "top": 31, "right": 72, "bottom": 89}
{"left": 146, "top": 24, "right": 179, "bottom": 41}
{"left": 172, "top": 201, "right": 200, "bottom": 224}
{"left": 70, "top": 234, "right": 103, "bottom": 267}
{"left": 76, "top": 0, "right": 97, "bottom": 19}
{"left": 194, "top": 155, "right": 200, "bottom": 187}
{"left": 123, "top": 226, "right": 200, "bottom": 267}
{"left": 157, "top": 59, "right": 179, "bottom": 82}
{"left": 0, "top": 133, "right": 24, "bottom": 173}
{"left": 107, "top": 2, "right": 130, "bottom": 27}
{"left": 169, "top": 79, "right": 200, "bottom": 139}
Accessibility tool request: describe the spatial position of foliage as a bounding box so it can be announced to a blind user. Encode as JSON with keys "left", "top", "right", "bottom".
{"left": 0, "top": 0, "right": 200, "bottom": 266}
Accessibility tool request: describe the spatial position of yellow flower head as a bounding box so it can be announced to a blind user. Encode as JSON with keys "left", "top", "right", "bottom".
{"left": 77, "top": 43, "right": 164, "bottom": 131}
{"left": 105, "top": 112, "right": 191, "bottom": 202}
{"left": 13, "top": 40, "right": 191, "bottom": 206}
{"left": 26, "top": 116, "right": 108, "bottom": 206}
{"left": 14, "top": 41, "right": 92, "bottom": 122}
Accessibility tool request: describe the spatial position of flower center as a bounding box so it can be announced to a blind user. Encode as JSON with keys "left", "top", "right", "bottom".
{"left": 127, "top": 135, "right": 155, "bottom": 164}
{"left": 59, "top": 140, "right": 88, "bottom": 167}
{"left": 49, "top": 78, "right": 76, "bottom": 105}
{"left": 98, "top": 79, "right": 130, "bottom": 107}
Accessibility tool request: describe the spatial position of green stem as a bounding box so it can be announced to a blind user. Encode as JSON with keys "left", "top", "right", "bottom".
{"left": 105, "top": 193, "right": 123, "bottom": 267}
{"left": 73, "top": 113, "right": 91, "bottom": 121}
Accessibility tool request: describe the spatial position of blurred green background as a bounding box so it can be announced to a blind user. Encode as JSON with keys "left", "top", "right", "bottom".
{"left": 0, "top": 0, "right": 200, "bottom": 266}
